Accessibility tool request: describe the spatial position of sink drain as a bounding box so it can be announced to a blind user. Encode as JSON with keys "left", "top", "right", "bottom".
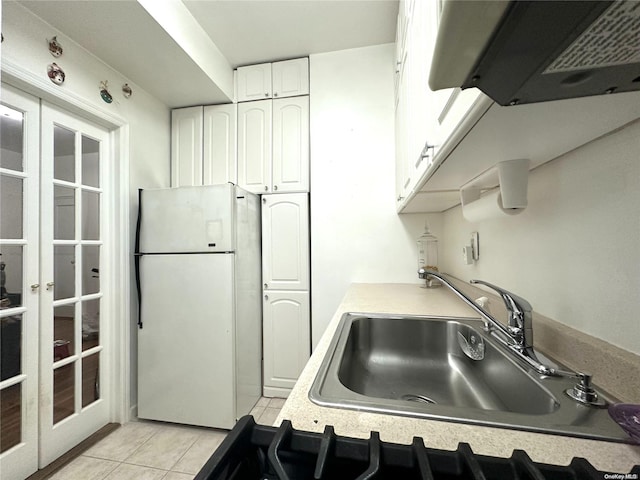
{"left": 401, "top": 394, "right": 437, "bottom": 405}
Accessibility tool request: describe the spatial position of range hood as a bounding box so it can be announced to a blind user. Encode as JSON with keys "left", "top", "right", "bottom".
{"left": 429, "top": 1, "right": 640, "bottom": 106}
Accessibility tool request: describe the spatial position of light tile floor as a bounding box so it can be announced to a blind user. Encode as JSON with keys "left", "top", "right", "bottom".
{"left": 48, "top": 397, "right": 285, "bottom": 480}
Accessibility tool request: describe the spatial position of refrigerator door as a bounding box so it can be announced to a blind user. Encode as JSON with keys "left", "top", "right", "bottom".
{"left": 138, "top": 253, "right": 235, "bottom": 428}
{"left": 139, "top": 184, "right": 235, "bottom": 253}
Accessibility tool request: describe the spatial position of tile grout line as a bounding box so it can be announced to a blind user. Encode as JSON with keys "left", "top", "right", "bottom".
{"left": 165, "top": 433, "right": 201, "bottom": 474}
{"left": 117, "top": 425, "right": 164, "bottom": 466}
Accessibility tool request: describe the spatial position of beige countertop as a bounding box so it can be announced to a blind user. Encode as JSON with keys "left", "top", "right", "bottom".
{"left": 275, "top": 283, "right": 640, "bottom": 472}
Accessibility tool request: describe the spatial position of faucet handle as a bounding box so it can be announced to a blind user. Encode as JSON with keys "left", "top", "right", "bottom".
{"left": 469, "top": 279, "right": 532, "bottom": 317}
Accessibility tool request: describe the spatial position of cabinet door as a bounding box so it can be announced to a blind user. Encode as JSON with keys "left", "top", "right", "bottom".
{"left": 236, "top": 63, "right": 272, "bottom": 102}
{"left": 237, "top": 100, "right": 272, "bottom": 193}
{"left": 263, "top": 291, "right": 310, "bottom": 391}
{"left": 272, "top": 96, "right": 309, "bottom": 193}
{"left": 272, "top": 58, "right": 309, "bottom": 98}
{"left": 171, "top": 106, "right": 203, "bottom": 187}
{"left": 262, "top": 194, "right": 309, "bottom": 291}
{"left": 203, "top": 104, "right": 237, "bottom": 185}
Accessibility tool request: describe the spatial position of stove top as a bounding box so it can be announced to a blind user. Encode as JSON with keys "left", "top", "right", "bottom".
{"left": 196, "top": 415, "right": 639, "bottom": 479}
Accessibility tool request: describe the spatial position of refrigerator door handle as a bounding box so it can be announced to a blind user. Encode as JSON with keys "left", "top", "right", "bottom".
{"left": 135, "top": 188, "right": 143, "bottom": 254}
{"left": 135, "top": 188, "right": 143, "bottom": 329}
{"left": 135, "top": 254, "right": 143, "bottom": 329}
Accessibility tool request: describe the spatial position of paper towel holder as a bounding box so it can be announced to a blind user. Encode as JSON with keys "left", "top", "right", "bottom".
{"left": 460, "top": 158, "right": 530, "bottom": 211}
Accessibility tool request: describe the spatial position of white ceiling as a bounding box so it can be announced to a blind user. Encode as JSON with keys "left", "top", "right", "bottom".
{"left": 16, "top": 0, "right": 399, "bottom": 107}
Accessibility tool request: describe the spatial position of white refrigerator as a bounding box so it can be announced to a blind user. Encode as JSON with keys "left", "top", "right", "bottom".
{"left": 135, "top": 184, "right": 261, "bottom": 429}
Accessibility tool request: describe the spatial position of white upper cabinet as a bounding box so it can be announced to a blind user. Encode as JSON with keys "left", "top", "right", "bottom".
{"left": 272, "top": 58, "right": 309, "bottom": 98}
{"left": 261, "top": 193, "right": 310, "bottom": 291}
{"left": 272, "top": 96, "right": 309, "bottom": 193}
{"left": 237, "top": 97, "right": 309, "bottom": 194}
{"left": 171, "top": 106, "right": 204, "bottom": 187}
{"left": 237, "top": 100, "right": 273, "bottom": 193}
{"left": 396, "top": 0, "right": 640, "bottom": 214}
{"left": 236, "top": 63, "right": 273, "bottom": 102}
{"left": 203, "top": 104, "right": 237, "bottom": 186}
{"left": 171, "top": 104, "right": 237, "bottom": 187}
{"left": 236, "top": 58, "right": 309, "bottom": 102}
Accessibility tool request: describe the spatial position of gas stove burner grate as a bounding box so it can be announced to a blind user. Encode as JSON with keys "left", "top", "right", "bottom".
{"left": 196, "top": 415, "right": 640, "bottom": 480}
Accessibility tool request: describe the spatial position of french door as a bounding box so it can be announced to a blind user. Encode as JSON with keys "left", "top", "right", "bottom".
{"left": 1, "top": 85, "right": 113, "bottom": 478}
{"left": 38, "top": 101, "right": 111, "bottom": 466}
{"left": 0, "top": 84, "right": 40, "bottom": 480}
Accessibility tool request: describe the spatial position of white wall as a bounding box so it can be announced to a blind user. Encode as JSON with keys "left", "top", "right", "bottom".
{"left": 440, "top": 120, "right": 640, "bottom": 355}
{"left": 309, "top": 44, "right": 441, "bottom": 347}
{"left": 2, "top": 2, "right": 172, "bottom": 413}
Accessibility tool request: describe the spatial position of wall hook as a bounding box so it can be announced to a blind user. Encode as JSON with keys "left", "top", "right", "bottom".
{"left": 48, "top": 36, "right": 63, "bottom": 57}
{"left": 100, "top": 81, "right": 113, "bottom": 104}
{"left": 47, "top": 63, "right": 65, "bottom": 85}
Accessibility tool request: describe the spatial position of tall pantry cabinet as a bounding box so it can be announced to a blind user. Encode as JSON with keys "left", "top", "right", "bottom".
{"left": 237, "top": 57, "right": 310, "bottom": 397}
{"left": 170, "top": 57, "right": 310, "bottom": 398}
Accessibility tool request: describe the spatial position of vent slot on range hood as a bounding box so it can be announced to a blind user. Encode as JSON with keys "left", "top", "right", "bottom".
{"left": 430, "top": 0, "right": 640, "bottom": 106}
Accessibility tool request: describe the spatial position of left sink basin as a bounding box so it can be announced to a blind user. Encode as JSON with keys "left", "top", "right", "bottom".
{"left": 336, "top": 315, "right": 558, "bottom": 415}
{"left": 310, "top": 313, "right": 630, "bottom": 443}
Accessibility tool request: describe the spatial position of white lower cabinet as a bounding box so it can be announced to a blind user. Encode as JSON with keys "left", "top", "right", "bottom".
{"left": 261, "top": 193, "right": 310, "bottom": 396}
{"left": 262, "top": 291, "right": 310, "bottom": 395}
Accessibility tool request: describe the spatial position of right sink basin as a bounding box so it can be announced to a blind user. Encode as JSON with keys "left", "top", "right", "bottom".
{"left": 310, "top": 313, "right": 631, "bottom": 443}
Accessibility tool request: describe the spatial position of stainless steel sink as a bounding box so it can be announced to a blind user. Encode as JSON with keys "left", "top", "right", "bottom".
{"left": 310, "top": 313, "right": 629, "bottom": 442}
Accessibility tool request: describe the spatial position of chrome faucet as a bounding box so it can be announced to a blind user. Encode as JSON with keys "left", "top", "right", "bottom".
{"left": 469, "top": 279, "right": 536, "bottom": 359}
{"left": 419, "top": 270, "right": 607, "bottom": 406}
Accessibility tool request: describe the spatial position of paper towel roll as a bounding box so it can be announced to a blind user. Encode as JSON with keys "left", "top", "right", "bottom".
{"left": 462, "top": 190, "right": 525, "bottom": 222}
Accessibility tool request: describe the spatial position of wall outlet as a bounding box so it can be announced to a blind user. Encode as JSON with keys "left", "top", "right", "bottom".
{"left": 471, "top": 232, "right": 480, "bottom": 260}
{"left": 462, "top": 245, "right": 474, "bottom": 265}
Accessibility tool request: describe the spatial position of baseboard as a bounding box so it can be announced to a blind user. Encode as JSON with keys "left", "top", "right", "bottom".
{"left": 263, "top": 386, "right": 291, "bottom": 398}
{"left": 129, "top": 403, "right": 138, "bottom": 421}
{"left": 26, "top": 423, "right": 120, "bottom": 480}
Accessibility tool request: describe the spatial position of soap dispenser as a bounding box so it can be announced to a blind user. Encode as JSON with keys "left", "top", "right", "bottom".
{"left": 417, "top": 223, "right": 440, "bottom": 288}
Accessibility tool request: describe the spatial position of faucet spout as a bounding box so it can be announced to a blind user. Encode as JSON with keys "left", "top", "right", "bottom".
{"left": 422, "top": 270, "right": 550, "bottom": 373}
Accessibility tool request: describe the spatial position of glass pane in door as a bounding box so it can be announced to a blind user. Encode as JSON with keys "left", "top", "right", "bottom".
{"left": 53, "top": 245, "right": 75, "bottom": 301}
{"left": 0, "top": 245, "right": 23, "bottom": 308}
{"left": 81, "top": 136, "right": 100, "bottom": 188}
{"left": 0, "top": 105, "right": 24, "bottom": 171}
{"left": 54, "top": 185, "right": 75, "bottom": 240}
{"left": 0, "top": 314, "right": 23, "bottom": 380}
{"left": 82, "top": 298, "right": 100, "bottom": 351}
{"left": 82, "top": 354, "right": 100, "bottom": 407}
{"left": 82, "top": 246, "right": 100, "bottom": 295}
{"left": 53, "top": 306, "right": 75, "bottom": 361}
{"left": 0, "top": 383, "right": 21, "bottom": 453}
{"left": 0, "top": 175, "right": 23, "bottom": 239}
{"left": 53, "top": 363, "right": 75, "bottom": 424}
{"left": 81, "top": 190, "right": 100, "bottom": 240}
{"left": 53, "top": 125, "right": 75, "bottom": 182}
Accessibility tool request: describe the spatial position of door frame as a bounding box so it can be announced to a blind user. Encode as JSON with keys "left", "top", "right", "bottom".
{"left": 2, "top": 60, "right": 133, "bottom": 427}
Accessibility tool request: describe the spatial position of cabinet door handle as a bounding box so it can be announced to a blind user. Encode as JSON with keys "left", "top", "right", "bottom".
{"left": 273, "top": 185, "right": 278, "bottom": 191}
{"left": 264, "top": 283, "right": 268, "bottom": 289}
{"left": 46, "top": 282, "right": 55, "bottom": 290}
{"left": 264, "top": 294, "right": 269, "bottom": 301}
{"left": 262, "top": 197, "right": 267, "bottom": 204}
{"left": 274, "top": 92, "right": 278, "bottom": 97}
{"left": 31, "top": 283, "right": 40, "bottom": 291}
{"left": 264, "top": 185, "right": 268, "bottom": 191}
{"left": 265, "top": 93, "right": 269, "bottom": 97}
